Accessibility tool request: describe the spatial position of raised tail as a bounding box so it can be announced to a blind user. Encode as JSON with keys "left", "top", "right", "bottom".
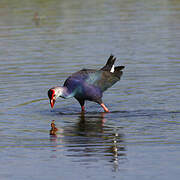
{"left": 114, "top": 66, "right": 125, "bottom": 78}
{"left": 114, "top": 66, "right": 125, "bottom": 71}
{"left": 101, "top": 54, "right": 116, "bottom": 72}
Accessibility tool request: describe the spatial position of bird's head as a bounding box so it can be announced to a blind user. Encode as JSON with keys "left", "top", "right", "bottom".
{"left": 48, "top": 87, "right": 65, "bottom": 108}
{"left": 48, "top": 88, "right": 56, "bottom": 108}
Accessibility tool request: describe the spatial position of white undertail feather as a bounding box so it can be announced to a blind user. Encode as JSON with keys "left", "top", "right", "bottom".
{"left": 110, "top": 65, "right": 115, "bottom": 73}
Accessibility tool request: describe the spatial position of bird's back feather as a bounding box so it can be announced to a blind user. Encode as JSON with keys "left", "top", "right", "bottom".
{"left": 64, "top": 68, "right": 123, "bottom": 93}
{"left": 63, "top": 55, "right": 124, "bottom": 100}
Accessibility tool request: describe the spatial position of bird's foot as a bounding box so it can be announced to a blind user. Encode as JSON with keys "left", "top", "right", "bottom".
{"left": 100, "top": 103, "right": 110, "bottom": 113}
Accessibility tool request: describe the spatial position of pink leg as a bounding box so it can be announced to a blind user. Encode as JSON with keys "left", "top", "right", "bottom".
{"left": 100, "top": 103, "right": 110, "bottom": 113}
{"left": 81, "top": 106, "right": 85, "bottom": 112}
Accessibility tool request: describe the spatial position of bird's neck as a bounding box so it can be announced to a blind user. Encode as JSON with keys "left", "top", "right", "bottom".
{"left": 55, "top": 86, "right": 74, "bottom": 99}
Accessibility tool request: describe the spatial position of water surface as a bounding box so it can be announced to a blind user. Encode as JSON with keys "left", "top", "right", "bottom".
{"left": 0, "top": 0, "right": 180, "bottom": 179}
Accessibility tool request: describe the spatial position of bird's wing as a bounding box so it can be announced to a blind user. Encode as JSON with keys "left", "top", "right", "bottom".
{"left": 94, "top": 71, "right": 122, "bottom": 92}
{"left": 68, "top": 69, "right": 122, "bottom": 92}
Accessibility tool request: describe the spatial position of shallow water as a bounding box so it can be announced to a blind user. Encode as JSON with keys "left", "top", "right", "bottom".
{"left": 0, "top": 0, "right": 180, "bottom": 179}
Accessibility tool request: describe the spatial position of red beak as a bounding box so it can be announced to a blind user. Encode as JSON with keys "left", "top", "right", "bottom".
{"left": 50, "top": 99, "right": 56, "bottom": 108}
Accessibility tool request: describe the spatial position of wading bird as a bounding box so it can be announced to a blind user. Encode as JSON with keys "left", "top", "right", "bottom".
{"left": 48, "top": 55, "right": 124, "bottom": 112}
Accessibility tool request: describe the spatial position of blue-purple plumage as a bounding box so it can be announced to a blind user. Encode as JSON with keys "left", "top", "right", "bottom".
{"left": 63, "top": 64, "right": 124, "bottom": 104}
{"left": 48, "top": 55, "right": 124, "bottom": 112}
{"left": 63, "top": 70, "right": 103, "bottom": 103}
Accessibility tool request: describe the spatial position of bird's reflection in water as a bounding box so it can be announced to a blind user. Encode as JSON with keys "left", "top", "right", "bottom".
{"left": 49, "top": 112, "right": 126, "bottom": 171}
{"left": 75, "top": 112, "right": 106, "bottom": 136}
{"left": 105, "top": 130, "right": 125, "bottom": 172}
